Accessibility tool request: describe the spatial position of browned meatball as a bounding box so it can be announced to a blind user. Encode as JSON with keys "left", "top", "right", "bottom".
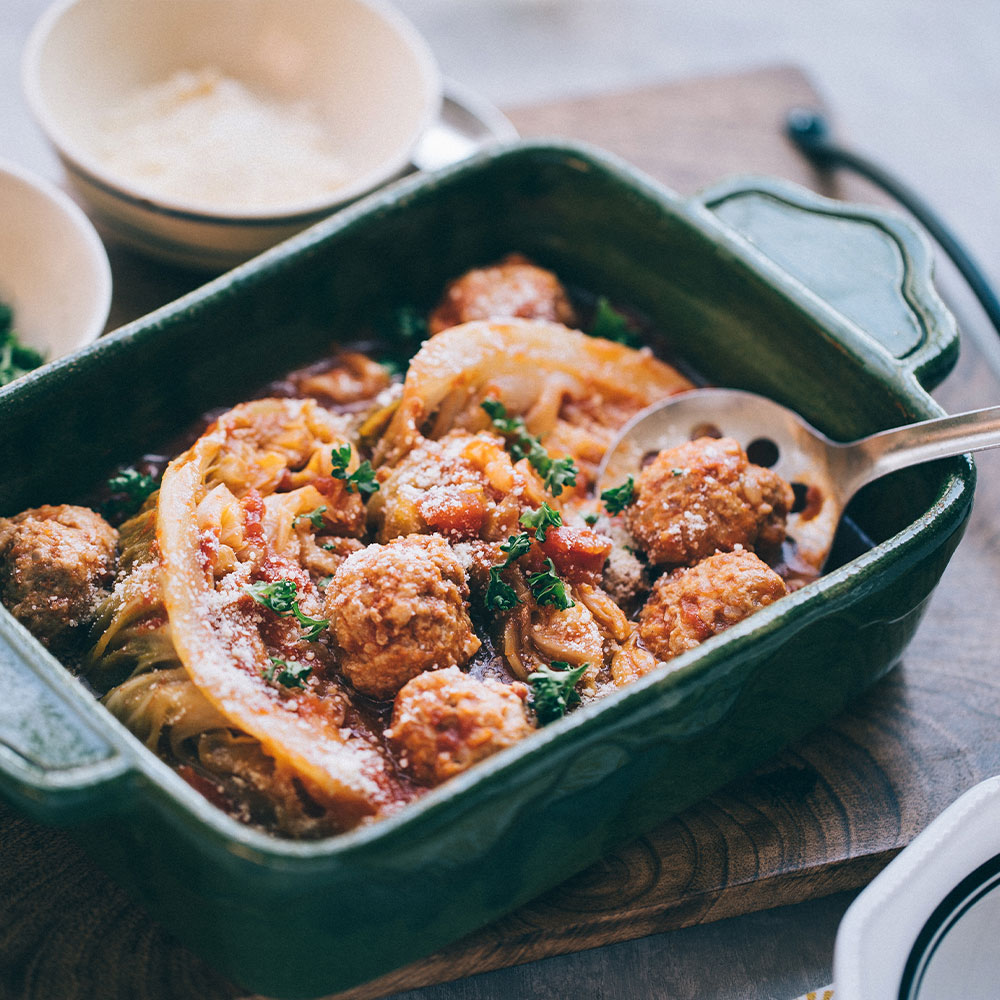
{"left": 625, "top": 437, "right": 794, "bottom": 566}
{"left": 325, "top": 535, "right": 481, "bottom": 699}
{"left": 387, "top": 666, "right": 533, "bottom": 785}
{"left": 637, "top": 547, "right": 787, "bottom": 662}
{"left": 0, "top": 504, "right": 118, "bottom": 650}
{"left": 369, "top": 430, "right": 548, "bottom": 544}
{"left": 428, "top": 254, "right": 577, "bottom": 335}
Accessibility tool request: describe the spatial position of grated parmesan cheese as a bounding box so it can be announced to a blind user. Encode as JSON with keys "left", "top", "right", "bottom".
{"left": 98, "top": 68, "right": 349, "bottom": 212}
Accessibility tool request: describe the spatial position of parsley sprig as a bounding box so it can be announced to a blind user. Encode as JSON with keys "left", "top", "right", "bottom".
{"left": 330, "top": 444, "right": 379, "bottom": 501}
{"left": 543, "top": 457, "right": 579, "bottom": 496}
{"left": 589, "top": 297, "right": 641, "bottom": 348}
{"left": 528, "top": 558, "right": 575, "bottom": 610}
{"left": 0, "top": 302, "right": 45, "bottom": 387}
{"left": 106, "top": 466, "right": 160, "bottom": 518}
{"left": 480, "top": 399, "right": 578, "bottom": 496}
{"left": 484, "top": 532, "right": 532, "bottom": 611}
{"left": 245, "top": 579, "right": 329, "bottom": 641}
{"left": 480, "top": 398, "right": 521, "bottom": 434}
{"left": 519, "top": 502, "right": 562, "bottom": 542}
{"left": 529, "top": 661, "right": 589, "bottom": 724}
{"left": 293, "top": 505, "right": 327, "bottom": 530}
{"left": 263, "top": 656, "right": 313, "bottom": 689}
{"left": 500, "top": 532, "right": 532, "bottom": 561}
{"left": 485, "top": 568, "right": 519, "bottom": 612}
{"left": 600, "top": 476, "right": 636, "bottom": 515}
{"left": 484, "top": 505, "right": 576, "bottom": 612}
{"left": 390, "top": 304, "right": 429, "bottom": 344}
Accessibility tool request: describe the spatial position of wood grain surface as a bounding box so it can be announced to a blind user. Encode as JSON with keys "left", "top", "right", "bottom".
{"left": 2, "top": 64, "right": 1000, "bottom": 1000}
{"left": 507, "top": 64, "right": 842, "bottom": 198}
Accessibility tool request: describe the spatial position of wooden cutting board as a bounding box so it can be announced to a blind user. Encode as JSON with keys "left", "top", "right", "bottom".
{"left": 3, "top": 64, "right": 1000, "bottom": 1000}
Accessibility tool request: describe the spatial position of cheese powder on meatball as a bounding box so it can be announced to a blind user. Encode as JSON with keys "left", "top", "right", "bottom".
{"left": 325, "top": 534, "right": 481, "bottom": 699}
{"left": 625, "top": 437, "right": 794, "bottom": 566}
{"left": 0, "top": 504, "right": 118, "bottom": 652}
{"left": 428, "top": 254, "right": 577, "bottom": 335}
{"left": 637, "top": 547, "right": 787, "bottom": 662}
{"left": 388, "top": 667, "right": 533, "bottom": 785}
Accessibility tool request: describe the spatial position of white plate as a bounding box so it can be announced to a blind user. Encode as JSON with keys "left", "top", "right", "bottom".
{"left": 834, "top": 775, "right": 1000, "bottom": 1000}
{"left": 0, "top": 157, "right": 111, "bottom": 372}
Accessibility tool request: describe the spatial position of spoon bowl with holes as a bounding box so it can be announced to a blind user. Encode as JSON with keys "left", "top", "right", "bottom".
{"left": 597, "top": 387, "right": 1000, "bottom": 571}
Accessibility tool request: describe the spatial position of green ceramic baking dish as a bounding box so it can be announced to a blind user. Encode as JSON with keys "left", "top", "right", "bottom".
{"left": 0, "top": 141, "right": 972, "bottom": 998}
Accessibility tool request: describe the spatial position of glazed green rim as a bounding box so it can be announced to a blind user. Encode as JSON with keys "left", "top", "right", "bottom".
{"left": 0, "top": 139, "right": 972, "bottom": 866}
{"left": 696, "top": 173, "right": 958, "bottom": 388}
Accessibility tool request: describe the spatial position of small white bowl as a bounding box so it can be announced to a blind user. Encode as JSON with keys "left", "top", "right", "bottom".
{"left": 22, "top": 0, "right": 442, "bottom": 271}
{"left": 0, "top": 158, "right": 112, "bottom": 378}
{"left": 834, "top": 775, "right": 1000, "bottom": 1000}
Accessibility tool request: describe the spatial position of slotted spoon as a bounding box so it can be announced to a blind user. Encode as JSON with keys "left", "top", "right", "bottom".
{"left": 597, "top": 388, "right": 1000, "bottom": 569}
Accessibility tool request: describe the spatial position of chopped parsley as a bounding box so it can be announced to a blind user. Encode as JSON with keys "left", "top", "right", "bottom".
{"left": 583, "top": 512, "right": 599, "bottom": 526}
{"left": 512, "top": 435, "right": 559, "bottom": 486}
{"left": 485, "top": 568, "right": 519, "bottom": 612}
{"left": 0, "top": 302, "right": 45, "bottom": 387}
{"left": 529, "top": 661, "right": 588, "bottom": 724}
{"left": 263, "top": 656, "right": 313, "bottom": 689}
{"left": 330, "top": 444, "right": 379, "bottom": 501}
{"left": 246, "top": 579, "right": 298, "bottom": 614}
{"left": 105, "top": 466, "right": 160, "bottom": 518}
{"left": 480, "top": 398, "right": 522, "bottom": 434}
{"left": 292, "top": 609, "right": 329, "bottom": 642}
{"left": 293, "top": 505, "right": 327, "bottom": 530}
{"left": 484, "top": 532, "right": 532, "bottom": 611}
{"left": 528, "top": 558, "right": 575, "bottom": 610}
{"left": 322, "top": 542, "right": 336, "bottom": 551}
{"left": 500, "top": 532, "right": 532, "bottom": 561}
{"left": 519, "top": 502, "right": 563, "bottom": 542}
{"left": 330, "top": 443, "right": 352, "bottom": 475}
{"left": 542, "top": 456, "right": 579, "bottom": 496}
{"left": 671, "top": 467, "right": 687, "bottom": 477}
{"left": 245, "top": 579, "right": 329, "bottom": 641}
{"left": 480, "top": 399, "right": 579, "bottom": 497}
{"left": 485, "top": 517, "right": 576, "bottom": 612}
{"left": 601, "top": 477, "right": 636, "bottom": 515}
{"left": 391, "top": 304, "right": 430, "bottom": 344}
{"left": 589, "top": 297, "right": 641, "bottom": 348}
{"left": 346, "top": 461, "right": 380, "bottom": 500}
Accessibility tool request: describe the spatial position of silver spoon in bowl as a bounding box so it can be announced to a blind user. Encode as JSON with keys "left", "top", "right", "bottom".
{"left": 596, "top": 388, "right": 1000, "bottom": 571}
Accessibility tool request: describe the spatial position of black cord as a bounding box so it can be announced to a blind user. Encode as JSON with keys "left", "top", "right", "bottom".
{"left": 785, "top": 108, "right": 1000, "bottom": 337}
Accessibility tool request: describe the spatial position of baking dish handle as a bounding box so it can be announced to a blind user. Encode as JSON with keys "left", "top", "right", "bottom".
{"left": 696, "top": 176, "right": 958, "bottom": 392}
{"left": 0, "top": 618, "right": 133, "bottom": 825}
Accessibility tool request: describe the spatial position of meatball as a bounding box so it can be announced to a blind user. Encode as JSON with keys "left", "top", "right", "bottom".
{"left": 369, "top": 430, "right": 547, "bottom": 544}
{"left": 0, "top": 504, "right": 118, "bottom": 650}
{"left": 387, "top": 667, "right": 533, "bottom": 785}
{"left": 637, "top": 547, "right": 787, "bottom": 662}
{"left": 428, "top": 254, "right": 577, "bottom": 335}
{"left": 625, "top": 437, "right": 794, "bottom": 566}
{"left": 325, "top": 535, "right": 481, "bottom": 699}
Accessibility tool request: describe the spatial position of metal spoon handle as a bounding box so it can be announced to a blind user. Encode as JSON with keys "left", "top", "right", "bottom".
{"left": 842, "top": 406, "right": 1000, "bottom": 494}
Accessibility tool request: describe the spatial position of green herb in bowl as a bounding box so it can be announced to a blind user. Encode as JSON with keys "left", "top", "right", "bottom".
{"left": 0, "top": 301, "right": 45, "bottom": 386}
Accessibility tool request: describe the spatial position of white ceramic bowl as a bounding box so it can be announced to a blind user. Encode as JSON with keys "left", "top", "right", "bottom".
{"left": 0, "top": 158, "right": 111, "bottom": 378}
{"left": 834, "top": 775, "right": 1000, "bottom": 1000}
{"left": 23, "top": 0, "right": 442, "bottom": 271}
